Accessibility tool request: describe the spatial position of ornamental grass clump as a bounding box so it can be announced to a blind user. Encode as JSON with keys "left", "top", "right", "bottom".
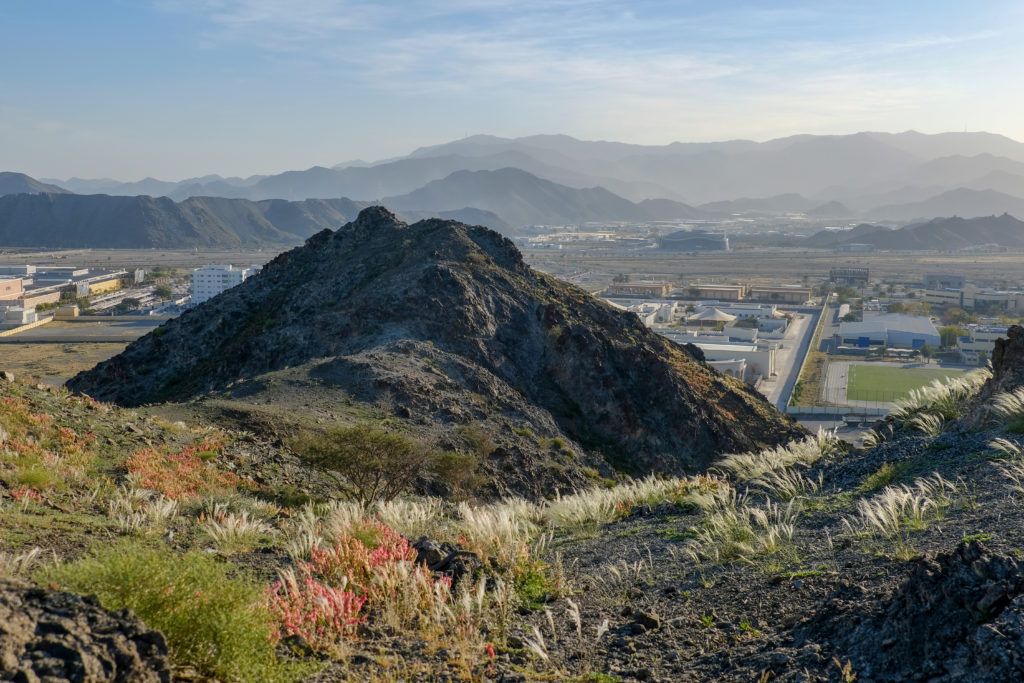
{"left": 717, "top": 428, "right": 841, "bottom": 482}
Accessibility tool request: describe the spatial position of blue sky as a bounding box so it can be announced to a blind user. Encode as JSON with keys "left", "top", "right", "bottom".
{"left": 2, "top": 0, "right": 1022, "bottom": 179}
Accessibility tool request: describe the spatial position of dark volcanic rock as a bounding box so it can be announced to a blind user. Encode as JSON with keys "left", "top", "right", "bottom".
{"left": 966, "top": 324, "right": 1024, "bottom": 427}
{"left": 0, "top": 576, "right": 170, "bottom": 682}
{"left": 68, "top": 207, "right": 801, "bottom": 496}
{"left": 802, "top": 541, "right": 1024, "bottom": 682}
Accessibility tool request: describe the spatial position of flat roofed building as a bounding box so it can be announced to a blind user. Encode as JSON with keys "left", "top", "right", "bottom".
{"left": 685, "top": 284, "right": 746, "bottom": 301}
{"left": 957, "top": 325, "right": 1009, "bottom": 365}
{"left": 605, "top": 281, "right": 673, "bottom": 298}
{"left": 836, "top": 313, "right": 940, "bottom": 349}
{"left": 748, "top": 286, "right": 813, "bottom": 304}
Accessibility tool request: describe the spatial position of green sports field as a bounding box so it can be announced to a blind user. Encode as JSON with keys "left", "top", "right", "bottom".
{"left": 846, "top": 365, "right": 966, "bottom": 403}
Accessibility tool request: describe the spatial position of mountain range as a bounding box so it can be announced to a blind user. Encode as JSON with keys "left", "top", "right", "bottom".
{"left": 5, "top": 131, "right": 1024, "bottom": 240}
{"left": 0, "top": 193, "right": 512, "bottom": 248}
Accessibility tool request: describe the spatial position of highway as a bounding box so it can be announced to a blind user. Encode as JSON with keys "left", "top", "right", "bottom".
{"left": 0, "top": 319, "right": 164, "bottom": 344}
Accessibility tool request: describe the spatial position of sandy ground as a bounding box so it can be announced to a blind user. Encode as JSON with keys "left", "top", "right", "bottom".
{"left": 0, "top": 342, "right": 130, "bottom": 385}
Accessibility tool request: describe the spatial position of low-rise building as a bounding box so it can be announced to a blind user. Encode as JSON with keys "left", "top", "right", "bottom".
{"left": 922, "top": 284, "right": 1024, "bottom": 312}
{"left": 748, "top": 286, "right": 813, "bottom": 304}
{"left": 684, "top": 284, "right": 746, "bottom": 301}
{"left": 605, "top": 281, "right": 673, "bottom": 298}
{"left": 957, "top": 325, "right": 1009, "bottom": 366}
{"left": 657, "top": 328, "right": 776, "bottom": 382}
{"left": 0, "top": 277, "right": 23, "bottom": 301}
{"left": 1, "top": 307, "right": 37, "bottom": 327}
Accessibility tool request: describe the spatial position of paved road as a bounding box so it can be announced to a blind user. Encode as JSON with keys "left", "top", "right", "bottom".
{"left": 765, "top": 306, "right": 821, "bottom": 409}
{"left": 0, "top": 319, "right": 163, "bottom": 343}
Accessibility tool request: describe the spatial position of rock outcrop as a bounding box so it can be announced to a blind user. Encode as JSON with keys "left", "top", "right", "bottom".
{"left": 804, "top": 541, "right": 1024, "bottom": 682}
{"left": 0, "top": 577, "right": 171, "bottom": 682}
{"left": 966, "top": 324, "right": 1024, "bottom": 427}
{"left": 68, "top": 207, "right": 802, "bottom": 497}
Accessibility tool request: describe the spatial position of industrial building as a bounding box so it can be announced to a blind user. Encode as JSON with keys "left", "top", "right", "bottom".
{"left": 835, "top": 313, "right": 940, "bottom": 350}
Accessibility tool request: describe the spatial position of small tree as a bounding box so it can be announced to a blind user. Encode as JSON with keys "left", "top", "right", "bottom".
{"left": 292, "top": 423, "right": 434, "bottom": 505}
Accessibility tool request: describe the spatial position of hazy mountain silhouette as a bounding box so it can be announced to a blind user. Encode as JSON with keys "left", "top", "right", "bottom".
{"left": 0, "top": 172, "right": 71, "bottom": 196}
{"left": 382, "top": 168, "right": 705, "bottom": 227}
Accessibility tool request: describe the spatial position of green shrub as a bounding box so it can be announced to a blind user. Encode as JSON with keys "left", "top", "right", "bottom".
{"left": 431, "top": 450, "right": 488, "bottom": 499}
{"left": 291, "top": 423, "right": 434, "bottom": 505}
{"left": 40, "top": 543, "right": 309, "bottom": 682}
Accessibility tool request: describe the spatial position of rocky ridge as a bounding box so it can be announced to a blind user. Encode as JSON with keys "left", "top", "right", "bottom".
{"left": 0, "top": 576, "right": 171, "bottom": 682}
{"left": 68, "top": 207, "right": 800, "bottom": 498}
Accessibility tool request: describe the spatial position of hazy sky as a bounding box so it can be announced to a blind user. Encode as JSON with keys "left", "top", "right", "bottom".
{"left": 3, "top": 1, "right": 1023, "bottom": 180}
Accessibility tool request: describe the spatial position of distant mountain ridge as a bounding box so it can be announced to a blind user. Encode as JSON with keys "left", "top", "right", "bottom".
{"left": 0, "top": 193, "right": 373, "bottom": 248}
{"left": 805, "top": 214, "right": 1024, "bottom": 250}
{"left": 0, "top": 172, "right": 71, "bottom": 196}
{"left": 382, "top": 168, "right": 706, "bottom": 226}
{"left": 21, "top": 130, "right": 1024, "bottom": 227}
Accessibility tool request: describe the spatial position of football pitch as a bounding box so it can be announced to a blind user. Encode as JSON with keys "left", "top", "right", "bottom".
{"left": 846, "top": 365, "right": 966, "bottom": 403}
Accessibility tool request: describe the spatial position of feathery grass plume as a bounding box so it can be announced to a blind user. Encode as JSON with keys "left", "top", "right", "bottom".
{"left": 373, "top": 497, "right": 446, "bottom": 539}
{"left": 861, "top": 423, "right": 895, "bottom": 449}
{"left": 543, "top": 475, "right": 684, "bottom": 530}
{"left": 890, "top": 368, "right": 991, "bottom": 425}
{"left": 991, "top": 387, "right": 1024, "bottom": 431}
{"left": 908, "top": 412, "right": 945, "bottom": 437}
{"left": 753, "top": 468, "right": 823, "bottom": 501}
{"left": 844, "top": 473, "right": 959, "bottom": 543}
{"left": 990, "top": 437, "right": 1024, "bottom": 459}
{"left": 201, "top": 506, "right": 276, "bottom": 553}
{"left": 997, "top": 460, "right": 1024, "bottom": 498}
{"left": 685, "top": 497, "right": 798, "bottom": 565}
{"left": 0, "top": 547, "right": 50, "bottom": 577}
{"left": 717, "top": 428, "right": 840, "bottom": 482}
{"left": 105, "top": 485, "right": 179, "bottom": 535}
{"left": 524, "top": 624, "right": 549, "bottom": 662}
{"left": 455, "top": 501, "right": 537, "bottom": 565}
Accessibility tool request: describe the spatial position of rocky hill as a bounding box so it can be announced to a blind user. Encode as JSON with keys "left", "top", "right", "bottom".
{"left": 68, "top": 206, "right": 799, "bottom": 497}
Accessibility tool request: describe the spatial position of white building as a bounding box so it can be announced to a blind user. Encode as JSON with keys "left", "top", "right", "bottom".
{"left": 191, "top": 265, "right": 255, "bottom": 305}
{"left": 957, "top": 325, "right": 1009, "bottom": 366}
